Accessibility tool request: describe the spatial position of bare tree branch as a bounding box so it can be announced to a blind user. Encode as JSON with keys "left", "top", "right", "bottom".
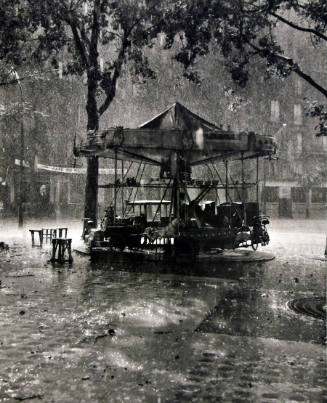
{"left": 65, "top": 15, "right": 89, "bottom": 68}
{"left": 98, "top": 2, "right": 159, "bottom": 117}
{"left": 248, "top": 42, "right": 327, "bottom": 98}
{"left": 98, "top": 35, "right": 129, "bottom": 116}
{"left": 270, "top": 11, "right": 327, "bottom": 42}
{"left": 292, "top": 65, "right": 327, "bottom": 98}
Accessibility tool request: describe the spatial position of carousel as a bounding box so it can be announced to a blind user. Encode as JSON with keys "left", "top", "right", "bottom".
{"left": 75, "top": 102, "right": 276, "bottom": 262}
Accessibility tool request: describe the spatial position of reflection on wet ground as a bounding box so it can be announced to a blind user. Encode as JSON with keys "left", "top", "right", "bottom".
{"left": 197, "top": 287, "right": 325, "bottom": 343}
{"left": 0, "top": 219, "right": 326, "bottom": 402}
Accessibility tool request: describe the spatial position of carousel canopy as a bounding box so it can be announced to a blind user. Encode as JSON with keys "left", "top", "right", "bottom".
{"left": 139, "top": 102, "right": 220, "bottom": 132}
{"left": 76, "top": 102, "right": 276, "bottom": 165}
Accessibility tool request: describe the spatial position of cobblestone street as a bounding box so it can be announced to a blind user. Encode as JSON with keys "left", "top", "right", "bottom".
{"left": 0, "top": 219, "right": 325, "bottom": 402}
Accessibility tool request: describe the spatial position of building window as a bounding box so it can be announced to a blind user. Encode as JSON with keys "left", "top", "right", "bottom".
{"left": 295, "top": 78, "right": 302, "bottom": 96}
{"left": 323, "top": 136, "right": 327, "bottom": 151}
{"left": 287, "top": 141, "right": 294, "bottom": 160}
{"left": 296, "top": 133, "right": 302, "bottom": 152}
{"left": 270, "top": 100, "right": 280, "bottom": 122}
{"left": 265, "top": 160, "right": 276, "bottom": 177}
{"left": 294, "top": 104, "right": 303, "bottom": 125}
{"left": 293, "top": 161, "right": 303, "bottom": 175}
{"left": 291, "top": 187, "right": 306, "bottom": 203}
{"left": 311, "top": 187, "right": 326, "bottom": 203}
{"left": 262, "top": 186, "right": 279, "bottom": 202}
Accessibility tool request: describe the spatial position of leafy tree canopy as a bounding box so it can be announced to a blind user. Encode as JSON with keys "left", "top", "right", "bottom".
{"left": 1, "top": 0, "right": 174, "bottom": 129}
{"left": 161, "top": 0, "right": 326, "bottom": 93}
{"left": 158, "top": 0, "right": 327, "bottom": 134}
{"left": 1, "top": 1, "right": 326, "bottom": 127}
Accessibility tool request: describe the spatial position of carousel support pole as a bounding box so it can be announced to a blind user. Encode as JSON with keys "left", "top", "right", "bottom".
{"left": 241, "top": 152, "right": 245, "bottom": 201}
{"left": 256, "top": 156, "right": 259, "bottom": 203}
{"left": 172, "top": 176, "right": 180, "bottom": 222}
{"left": 175, "top": 154, "right": 181, "bottom": 223}
{"left": 263, "top": 158, "right": 267, "bottom": 215}
{"left": 170, "top": 152, "right": 180, "bottom": 226}
{"left": 168, "top": 190, "right": 174, "bottom": 223}
{"left": 225, "top": 160, "right": 228, "bottom": 202}
{"left": 114, "top": 148, "right": 117, "bottom": 222}
{"left": 241, "top": 152, "right": 246, "bottom": 223}
{"left": 121, "top": 160, "right": 124, "bottom": 217}
{"left": 175, "top": 176, "right": 180, "bottom": 236}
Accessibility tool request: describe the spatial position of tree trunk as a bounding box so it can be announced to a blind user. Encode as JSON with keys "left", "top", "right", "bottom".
{"left": 84, "top": 66, "right": 100, "bottom": 226}
{"left": 84, "top": 156, "right": 99, "bottom": 226}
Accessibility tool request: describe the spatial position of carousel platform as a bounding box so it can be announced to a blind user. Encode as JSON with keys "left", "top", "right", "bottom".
{"left": 73, "top": 245, "right": 275, "bottom": 263}
{"left": 198, "top": 249, "right": 275, "bottom": 262}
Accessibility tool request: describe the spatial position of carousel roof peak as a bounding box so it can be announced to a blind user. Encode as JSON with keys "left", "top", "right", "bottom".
{"left": 138, "top": 102, "right": 221, "bottom": 132}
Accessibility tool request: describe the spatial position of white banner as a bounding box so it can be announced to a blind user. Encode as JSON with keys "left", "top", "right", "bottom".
{"left": 37, "top": 163, "right": 86, "bottom": 174}
{"left": 36, "top": 163, "right": 126, "bottom": 175}
{"left": 15, "top": 159, "right": 126, "bottom": 175}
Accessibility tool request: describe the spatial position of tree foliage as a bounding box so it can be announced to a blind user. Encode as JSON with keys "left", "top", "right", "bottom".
{"left": 4, "top": 0, "right": 172, "bottom": 131}
{"left": 1, "top": 0, "right": 326, "bottom": 130}
{"left": 0, "top": 0, "right": 38, "bottom": 67}
{"left": 305, "top": 100, "right": 327, "bottom": 137}
{"left": 158, "top": 0, "right": 327, "bottom": 136}
{"left": 160, "top": 0, "right": 326, "bottom": 96}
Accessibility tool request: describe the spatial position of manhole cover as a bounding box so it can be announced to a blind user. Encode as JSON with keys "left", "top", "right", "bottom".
{"left": 288, "top": 297, "right": 326, "bottom": 320}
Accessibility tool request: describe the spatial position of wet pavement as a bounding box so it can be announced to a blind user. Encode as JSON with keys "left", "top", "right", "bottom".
{"left": 0, "top": 218, "right": 326, "bottom": 402}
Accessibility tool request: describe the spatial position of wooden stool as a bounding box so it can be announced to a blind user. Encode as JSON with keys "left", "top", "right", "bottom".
{"left": 50, "top": 238, "right": 73, "bottom": 264}
{"left": 42, "top": 228, "right": 54, "bottom": 244}
{"left": 29, "top": 230, "right": 43, "bottom": 247}
{"left": 53, "top": 228, "right": 68, "bottom": 239}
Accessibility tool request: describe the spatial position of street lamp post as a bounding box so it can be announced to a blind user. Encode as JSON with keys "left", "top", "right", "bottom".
{"left": 13, "top": 71, "right": 25, "bottom": 228}
{"left": 262, "top": 124, "right": 285, "bottom": 215}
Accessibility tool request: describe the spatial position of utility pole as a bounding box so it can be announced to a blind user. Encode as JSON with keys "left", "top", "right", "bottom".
{"left": 14, "top": 71, "right": 25, "bottom": 228}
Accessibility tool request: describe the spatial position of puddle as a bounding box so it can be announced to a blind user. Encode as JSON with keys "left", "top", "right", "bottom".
{"left": 197, "top": 288, "right": 326, "bottom": 344}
